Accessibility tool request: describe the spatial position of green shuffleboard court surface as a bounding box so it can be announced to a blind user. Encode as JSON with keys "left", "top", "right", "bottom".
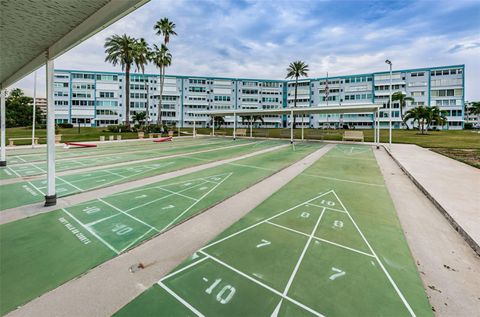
{"left": 0, "top": 140, "right": 281, "bottom": 210}
{"left": 0, "top": 137, "right": 241, "bottom": 180}
{"left": 115, "top": 144, "right": 432, "bottom": 317}
{"left": 0, "top": 142, "right": 321, "bottom": 316}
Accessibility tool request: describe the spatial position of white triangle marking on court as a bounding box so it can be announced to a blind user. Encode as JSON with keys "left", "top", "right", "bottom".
{"left": 271, "top": 299, "right": 283, "bottom": 317}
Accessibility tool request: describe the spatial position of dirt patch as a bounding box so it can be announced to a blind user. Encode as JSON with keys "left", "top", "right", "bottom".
{"left": 430, "top": 148, "right": 480, "bottom": 168}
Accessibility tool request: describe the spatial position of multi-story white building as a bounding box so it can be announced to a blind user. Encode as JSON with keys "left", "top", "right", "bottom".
{"left": 53, "top": 64, "right": 465, "bottom": 129}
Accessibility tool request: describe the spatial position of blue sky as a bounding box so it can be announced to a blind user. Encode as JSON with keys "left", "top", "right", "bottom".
{"left": 16, "top": 0, "right": 480, "bottom": 99}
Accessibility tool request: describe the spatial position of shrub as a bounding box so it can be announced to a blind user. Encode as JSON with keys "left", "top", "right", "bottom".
{"left": 58, "top": 123, "right": 73, "bottom": 128}
{"left": 464, "top": 122, "right": 473, "bottom": 129}
{"left": 106, "top": 124, "right": 132, "bottom": 133}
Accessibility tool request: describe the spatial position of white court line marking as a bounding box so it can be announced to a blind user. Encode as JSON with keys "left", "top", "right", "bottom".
{"left": 85, "top": 213, "right": 122, "bottom": 227}
{"left": 124, "top": 181, "right": 209, "bottom": 213}
{"left": 6, "top": 166, "right": 22, "bottom": 178}
{"left": 98, "top": 198, "right": 160, "bottom": 232}
{"left": 158, "top": 282, "right": 205, "bottom": 317}
{"left": 305, "top": 202, "right": 347, "bottom": 214}
{"left": 200, "top": 251, "right": 325, "bottom": 317}
{"left": 331, "top": 190, "right": 416, "bottom": 317}
{"left": 302, "top": 173, "right": 385, "bottom": 187}
{"left": 118, "top": 227, "right": 155, "bottom": 253}
{"left": 56, "top": 176, "right": 84, "bottom": 192}
{"left": 15, "top": 156, "right": 27, "bottom": 163}
{"left": 62, "top": 208, "right": 120, "bottom": 254}
{"left": 200, "top": 191, "right": 333, "bottom": 251}
{"left": 27, "top": 181, "right": 46, "bottom": 196}
{"left": 326, "top": 155, "right": 377, "bottom": 161}
{"left": 266, "top": 221, "right": 375, "bottom": 258}
{"left": 160, "top": 173, "right": 233, "bottom": 232}
{"left": 103, "top": 170, "right": 128, "bottom": 179}
{"left": 282, "top": 208, "right": 325, "bottom": 296}
{"left": 271, "top": 299, "right": 283, "bottom": 317}
{"left": 227, "top": 162, "right": 276, "bottom": 171}
{"left": 157, "top": 188, "right": 199, "bottom": 201}
{"left": 161, "top": 256, "right": 209, "bottom": 282}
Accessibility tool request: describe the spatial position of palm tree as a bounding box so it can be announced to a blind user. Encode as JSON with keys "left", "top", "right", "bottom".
{"left": 404, "top": 106, "right": 429, "bottom": 134}
{"left": 132, "top": 111, "right": 147, "bottom": 127}
{"left": 241, "top": 115, "right": 264, "bottom": 127}
{"left": 427, "top": 106, "right": 448, "bottom": 129}
{"left": 285, "top": 61, "right": 309, "bottom": 128}
{"left": 150, "top": 44, "right": 172, "bottom": 125}
{"left": 212, "top": 116, "right": 225, "bottom": 129}
{"left": 104, "top": 34, "right": 138, "bottom": 128}
{"left": 133, "top": 38, "right": 151, "bottom": 124}
{"left": 391, "top": 91, "right": 414, "bottom": 129}
{"left": 154, "top": 18, "right": 177, "bottom": 127}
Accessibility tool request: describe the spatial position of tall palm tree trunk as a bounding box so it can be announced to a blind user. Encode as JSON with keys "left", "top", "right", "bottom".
{"left": 293, "top": 76, "right": 298, "bottom": 128}
{"left": 125, "top": 65, "right": 131, "bottom": 128}
{"left": 157, "top": 66, "right": 165, "bottom": 126}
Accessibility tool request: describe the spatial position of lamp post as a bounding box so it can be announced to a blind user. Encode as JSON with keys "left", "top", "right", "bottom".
{"left": 385, "top": 59, "right": 392, "bottom": 148}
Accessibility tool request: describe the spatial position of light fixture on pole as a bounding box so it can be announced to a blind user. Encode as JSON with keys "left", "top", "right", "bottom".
{"left": 385, "top": 59, "right": 392, "bottom": 148}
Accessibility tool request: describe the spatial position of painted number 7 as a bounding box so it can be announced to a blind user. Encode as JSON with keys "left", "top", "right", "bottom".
{"left": 329, "top": 267, "right": 346, "bottom": 280}
{"left": 256, "top": 239, "right": 271, "bottom": 248}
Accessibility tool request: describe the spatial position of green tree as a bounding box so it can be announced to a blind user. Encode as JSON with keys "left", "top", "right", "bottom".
{"left": 241, "top": 115, "right": 264, "bottom": 127}
{"left": 5, "top": 88, "right": 41, "bottom": 127}
{"left": 212, "top": 116, "right": 225, "bottom": 129}
{"left": 150, "top": 44, "right": 172, "bottom": 126}
{"left": 391, "top": 91, "right": 414, "bottom": 129}
{"left": 132, "top": 111, "right": 147, "bottom": 127}
{"left": 104, "top": 34, "right": 138, "bottom": 128}
{"left": 404, "top": 106, "right": 429, "bottom": 134}
{"left": 154, "top": 18, "right": 177, "bottom": 126}
{"left": 133, "top": 38, "right": 151, "bottom": 124}
{"left": 426, "top": 106, "right": 448, "bottom": 129}
{"left": 285, "top": 61, "right": 309, "bottom": 128}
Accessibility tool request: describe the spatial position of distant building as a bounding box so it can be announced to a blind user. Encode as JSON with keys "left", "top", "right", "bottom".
{"left": 52, "top": 64, "right": 465, "bottom": 129}
{"left": 31, "top": 97, "right": 47, "bottom": 115}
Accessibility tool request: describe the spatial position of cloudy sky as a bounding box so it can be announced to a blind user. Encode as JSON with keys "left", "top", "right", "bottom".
{"left": 15, "top": 0, "right": 480, "bottom": 99}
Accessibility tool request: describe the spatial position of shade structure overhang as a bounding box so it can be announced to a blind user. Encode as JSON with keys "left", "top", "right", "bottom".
{"left": 194, "top": 104, "right": 382, "bottom": 117}
{"left": 0, "top": 0, "right": 149, "bottom": 206}
{"left": 0, "top": 0, "right": 150, "bottom": 89}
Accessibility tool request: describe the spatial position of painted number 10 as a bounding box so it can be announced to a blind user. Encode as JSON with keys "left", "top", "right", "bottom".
{"left": 205, "top": 278, "right": 236, "bottom": 304}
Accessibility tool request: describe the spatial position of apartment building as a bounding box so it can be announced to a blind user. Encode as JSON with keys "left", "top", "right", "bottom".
{"left": 53, "top": 64, "right": 465, "bottom": 129}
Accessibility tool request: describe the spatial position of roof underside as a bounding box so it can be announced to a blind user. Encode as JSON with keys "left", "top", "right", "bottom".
{"left": 0, "top": 0, "right": 148, "bottom": 88}
{"left": 194, "top": 104, "right": 381, "bottom": 116}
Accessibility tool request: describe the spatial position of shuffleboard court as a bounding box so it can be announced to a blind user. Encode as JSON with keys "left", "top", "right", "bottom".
{"left": 0, "top": 140, "right": 280, "bottom": 210}
{"left": 0, "top": 138, "right": 236, "bottom": 180}
{"left": 115, "top": 144, "right": 432, "bottom": 317}
{"left": 0, "top": 143, "right": 321, "bottom": 316}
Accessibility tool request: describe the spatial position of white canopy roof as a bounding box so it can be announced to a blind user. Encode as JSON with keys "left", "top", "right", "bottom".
{"left": 0, "top": 0, "right": 149, "bottom": 88}
{"left": 194, "top": 104, "right": 381, "bottom": 116}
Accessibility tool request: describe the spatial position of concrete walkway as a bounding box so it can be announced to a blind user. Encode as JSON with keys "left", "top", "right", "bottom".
{"left": 0, "top": 144, "right": 287, "bottom": 225}
{"left": 386, "top": 144, "right": 480, "bottom": 255}
{"left": 375, "top": 148, "right": 480, "bottom": 316}
{"left": 6, "top": 145, "right": 334, "bottom": 317}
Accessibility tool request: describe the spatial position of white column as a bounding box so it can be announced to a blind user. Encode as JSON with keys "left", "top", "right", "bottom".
{"left": 32, "top": 71, "right": 37, "bottom": 148}
{"left": 377, "top": 110, "right": 380, "bottom": 147}
{"left": 373, "top": 112, "right": 377, "bottom": 144}
{"left": 212, "top": 116, "right": 215, "bottom": 136}
{"left": 389, "top": 64, "right": 392, "bottom": 148}
{"left": 193, "top": 116, "right": 196, "bottom": 138}
{"left": 45, "top": 55, "right": 56, "bottom": 206}
{"left": 290, "top": 110, "right": 294, "bottom": 144}
{"left": 233, "top": 113, "right": 237, "bottom": 140}
{"left": 301, "top": 114, "right": 304, "bottom": 141}
{"left": 0, "top": 88, "right": 6, "bottom": 166}
{"left": 249, "top": 115, "right": 252, "bottom": 138}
